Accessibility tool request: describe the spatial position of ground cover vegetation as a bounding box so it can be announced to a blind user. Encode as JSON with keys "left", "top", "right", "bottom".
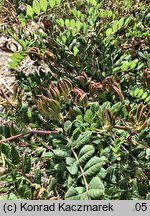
{"left": 0, "top": 0, "right": 150, "bottom": 200}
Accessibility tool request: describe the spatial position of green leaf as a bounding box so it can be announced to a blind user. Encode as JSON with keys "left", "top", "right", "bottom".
{"left": 1, "top": 143, "right": 11, "bottom": 157}
{"left": 110, "top": 102, "right": 122, "bottom": 113}
{"left": 26, "top": 5, "right": 34, "bottom": 18}
{"left": 66, "top": 157, "right": 76, "bottom": 165}
{"left": 11, "top": 145, "right": 19, "bottom": 165}
{"left": 132, "top": 178, "right": 138, "bottom": 193}
{"left": 90, "top": 102, "right": 100, "bottom": 112}
{"left": 70, "top": 19, "right": 76, "bottom": 28}
{"left": 53, "top": 149, "right": 67, "bottom": 157}
{"left": 73, "top": 45, "right": 79, "bottom": 56}
{"left": 112, "top": 20, "right": 119, "bottom": 31}
{"left": 84, "top": 156, "right": 105, "bottom": 177}
{"left": 84, "top": 109, "right": 94, "bottom": 123}
{"left": 49, "top": 0, "right": 56, "bottom": 8}
{"left": 24, "top": 189, "right": 32, "bottom": 199}
{"left": 138, "top": 51, "right": 147, "bottom": 59}
{"left": 130, "top": 59, "right": 138, "bottom": 69}
{"left": 8, "top": 52, "right": 26, "bottom": 69}
{"left": 65, "top": 186, "right": 88, "bottom": 200}
{"left": 47, "top": 177, "right": 57, "bottom": 192}
{"left": 101, "top": 101, "right": 111, "bottom": 113}
{"left": 146, "top": 149, "right": 150, "bottom": 160}
{"left": 89, "top": 0, "right": 97, "bottom": 6}
{"left": 65, "top": 19, "right": 70, "bottom": 28}
{"left": 137, "top": 89, "right": 144, "bottom": 97}
{"left": 34, "top": 168, "right": 41, "bottom": 184}
{"left": 72, "top": 106, "right": 82, "bottom": 118}
{"left": 76, "top": 20, "right": 82, "bottom": 30}
{"left": 121, "top": 61, "right": 130, "bottom": 70}
{"left": 106, "top": 28, "right": 112, "bottom": 36}
{"left": 124, "top": 0, "right": 132, "bottom": 8}
{"left": 17, "top": 14, "right": 26, "bottom": 27}
{"left": 88, "top": 177, "right": 105, "bottom": 198}
{"left": 134, "top": 88, "right": 140, "bottom": 96}
{"left": 141, "top": 92, "right": 148, "bottom": 99}
{"left": 57, "top": 18, "right": 64, "bottom": 27}
{"left": 40, "top": 0, "right": 48, "bottom": 12}
{"left": 83, "top": 23, "right": 87, "bottom": 33}
{"left": 72, "top": 127, "right": 82, "bottom": 137}
{"left": 61, "top": 35, "right": 67, "bottom": 43}
{"left": 67, "top": 176, "right": 76, "bottom": 188}
{"left": 22, "top": 153, "right": 31, "bottom": 174}
{"left": 145, "top": 95, "right": 150, "bottom": 102}
{"left": 73, "top": 131, "right": 92, "bottom": 149}
{"left": 18, "top": 185, "right": 29, "bottom": 198}
{"left": 0, "top": 193, "right": 19, "bottom": 200}
{"left": 107, "top": 166, "right": 117, "bottom": 183}
{"left": 67, "top": 162, "right": 78, "bottom": 175}
{"left": 55, "top": 0, "right": 61, "bottom": 4}
{"left": 65, "top": 186, "right": 79, "bottom": 200}
{"left": 55, "top": 162, "right": 66, "bottom": 171}
{"left": 33, "top": 0, "right": 41, "bottom": 15}
{"left": 124, "top": 15, "right": 132, "bottom": 26}
{"left": 78, "top": 145, "right": 95, "bottom": 165}
{"left": 98, "top": 167, "right": 107, "bottom": 179}
{"left": 76, "top": 114, "right": 83, "bottom": 121}
{"left": 118, "top": 17, "right": 124, "bottom": 28}
{"left": 53, "top": 145, "right": 71, "bottom": 157}
{"left": 18, "top": 39, "right": 27, "bottom": 48}
{"left": 71, "top": 8, "right": 78, "bottom": 16}
{"left": 42, "top": 151, "right": 54, "bottom": 158}
{"left": 137, "top": 62, "right": 145, "bottom": 70}
{"left": 27, "top": 110, "right": 32, "bottom": 122}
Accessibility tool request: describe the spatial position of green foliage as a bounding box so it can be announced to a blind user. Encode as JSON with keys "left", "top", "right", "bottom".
{"left": 0, "top": 0, "right": 149, "bottom": 200}
{"left": 8, "top": 52, "right": 27, "bottom": 69}
{"left": 130, "top": 87, "right": 150, "bottom": 104}
{"left": 26, "top": 0, "right": 59, "bottom": 17}
{"left": 22, "top": 153, "right": 31, "bottom": 174}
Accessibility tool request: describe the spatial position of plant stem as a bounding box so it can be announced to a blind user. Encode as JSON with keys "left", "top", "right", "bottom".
{"left": 0, "top": 130, "right": 59, "bottom": 143}
{"left": 67, "top": 137, "right": 89, "bottom": 193}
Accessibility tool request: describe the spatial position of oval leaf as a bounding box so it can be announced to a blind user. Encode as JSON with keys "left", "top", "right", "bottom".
{"left": 11, "top": 145, "right": 19, "bottom": 165}
{"left": 40, "top": 0, "right": 48, "bottom": 12}
{"left": 78, "top": 145, "right": 95, "bottom": 165}
{"left": 88, "top": 176, "right": 105, "bottom": 199}
{"left": 33, "top": 0, "right": 41, "bottom": 15}
{"left": 49, "top": 0, "right": 56, "bottom": 8}
{"left": 73, "top": 45, "right": 79, "bottom": 56}
{"left": 84, "top": 109, "right": 94, "bottom": 123}
{"left": 67, "top": 162, "right": 78, "bottom": 175}
{"left": 84, "top": 156, "right": 105, "bottom": 177}
{"left": 106, "top": 28, "right": 112, "bottom": 36}
{"left": 34, "top": 168, "right": 41, "bottom": 184}
{"left": 65, "top": 186, "right": 88, "bottom": 200}
{"left": 26, "top": 5, "right": 34, "bottom": 18}
{"left": 73, "top": 131, "right": 92, "bottom": 149}
{"left": 22, "top": 153, "right": 31, "bottom": 174}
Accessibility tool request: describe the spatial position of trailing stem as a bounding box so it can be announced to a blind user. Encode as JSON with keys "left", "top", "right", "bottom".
{"left": 66, "top": 137, "right": 89, "bottom": 193}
